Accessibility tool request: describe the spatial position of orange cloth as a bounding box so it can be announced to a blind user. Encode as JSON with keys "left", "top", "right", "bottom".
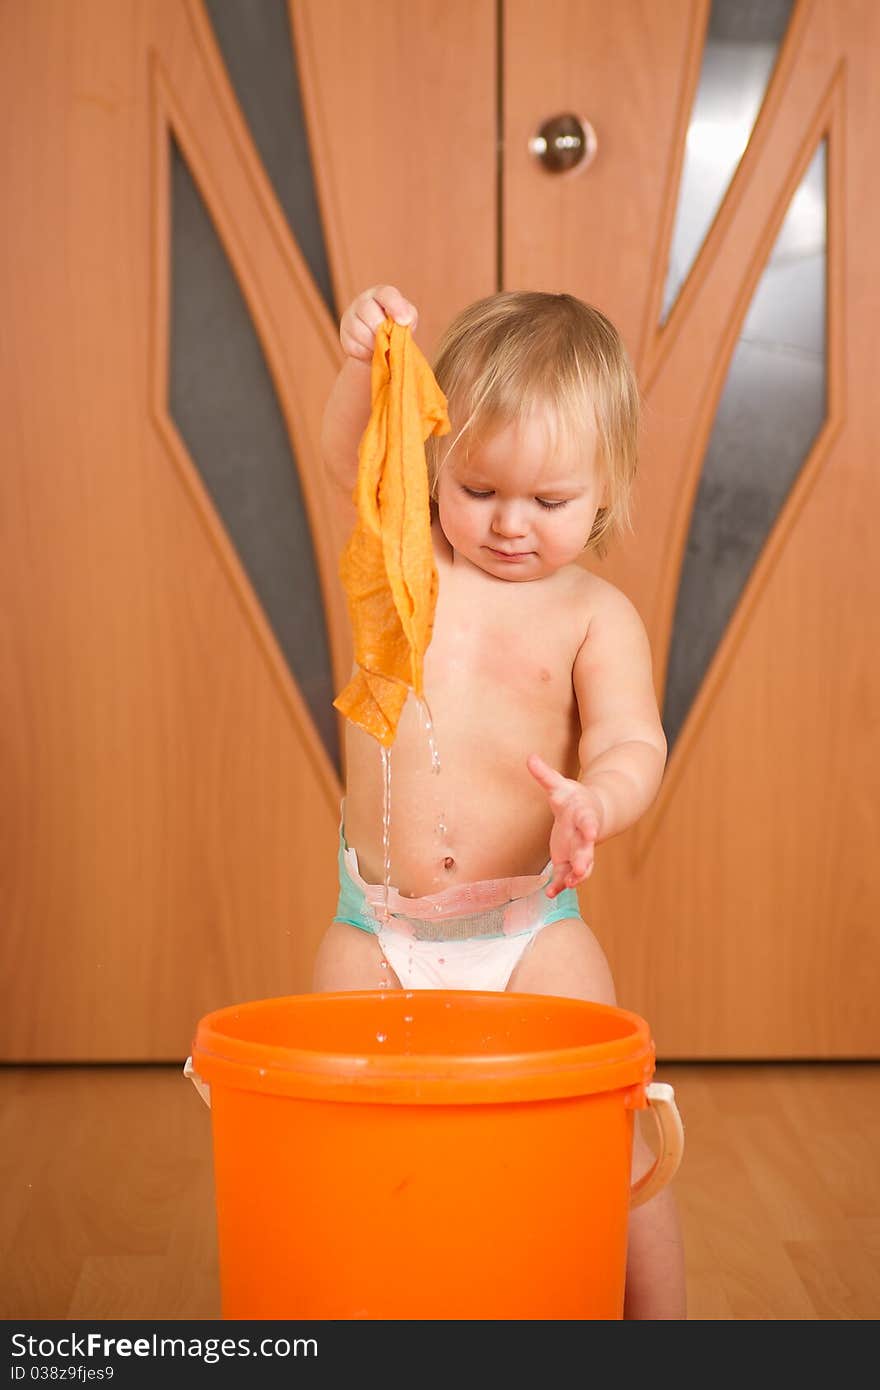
{"left": 333, "top": 319, "right": 450, "bottom": 747}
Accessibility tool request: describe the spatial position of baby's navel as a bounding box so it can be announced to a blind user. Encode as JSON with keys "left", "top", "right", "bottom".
{"left": 443, "top": 856, "right": 456, "bottom": 872}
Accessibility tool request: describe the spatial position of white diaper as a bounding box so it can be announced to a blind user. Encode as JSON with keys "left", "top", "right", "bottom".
{"left": 376, "top": 927, "right": 541, "bottom": 992}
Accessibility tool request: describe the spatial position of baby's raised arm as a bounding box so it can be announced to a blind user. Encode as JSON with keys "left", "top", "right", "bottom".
{"left": 321, "top": 284, "right": 419, "bottom": 492}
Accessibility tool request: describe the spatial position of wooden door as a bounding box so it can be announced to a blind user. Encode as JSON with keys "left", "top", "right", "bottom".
{"left": 3, "top": 1, "right": 875, "bottom": 1062}
{"left": 505, "top": 0, "right": 879, "bottom": 1055}
{"left": 0, "top": 0, "right": 494, "bottom": 1059}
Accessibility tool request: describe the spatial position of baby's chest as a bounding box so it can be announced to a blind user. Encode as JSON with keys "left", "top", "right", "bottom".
{"left": 425, "top": 602, "right": 577, "bottom": 713}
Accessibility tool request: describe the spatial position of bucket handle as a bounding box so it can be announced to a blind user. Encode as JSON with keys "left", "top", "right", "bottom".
{"left": 630, "top": 1082, "right": 684, "bottom": 1209}
{"left": 184, "top": 1056, "right": 211, "bottom": 1109}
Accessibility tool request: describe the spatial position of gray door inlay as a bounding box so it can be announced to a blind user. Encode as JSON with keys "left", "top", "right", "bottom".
{"left": 169, "top": 138, "right": 339, "bottom": 771}
{"left": 663, "top": 141, "right": 827, "bottom": 748}
{"left": 204, "top": 0, "right": 335, "bottom": 317}
{"left": 662, "top": 0, "right": 796, "bottom": 322}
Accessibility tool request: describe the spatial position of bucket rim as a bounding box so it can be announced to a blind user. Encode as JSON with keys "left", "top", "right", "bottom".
{"left": 190, "top": 991, "right": 656, "bottom": 1105}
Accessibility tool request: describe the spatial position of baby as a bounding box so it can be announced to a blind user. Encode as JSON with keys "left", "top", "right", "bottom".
{"left": 314, "top": 284, "right": 686, "bottom": 1318}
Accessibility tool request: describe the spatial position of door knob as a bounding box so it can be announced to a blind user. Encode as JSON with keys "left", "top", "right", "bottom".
{"left": 529, "top": 114, "right": 597, "bottom": 174}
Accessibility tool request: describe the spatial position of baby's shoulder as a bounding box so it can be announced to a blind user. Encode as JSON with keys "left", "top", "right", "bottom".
{"left": 567, "top": 568, "right": 648, "bottom": 648}
{"left": 566, "top": 565, "right": 637, "bottom": 620}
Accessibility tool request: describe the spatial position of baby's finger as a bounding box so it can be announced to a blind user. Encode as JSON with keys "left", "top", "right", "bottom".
{"left": 371, "top": 284, "right": 417, "bottom": 328}
{"left": 570, "top": 847, "right": 594, "bottom": 879}
{"left": 545, "top": 864, "right": 570, "bottom": 899}
{"left": 340, "top": 321, "right": 377, "bottom": 361}
{"left": 565, "top": 856, "right": 593, "bottom": 888}
{"left": 526, "top": 753, "right": 568, "bottom": 796}
{"left": 355, "top": 301, "right": 389, "bottom": 337}
{"left": 573, "top": 809, "right": 600, "bottom": 842}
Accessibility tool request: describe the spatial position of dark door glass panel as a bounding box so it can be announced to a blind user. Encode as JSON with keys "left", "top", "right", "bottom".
{"left": 664, "top": 141, "right": 826, "bottom": 748}
{"left": 662, "top": 0, "right": 795, "bottom": 321}
{"left": 169, "top": 139, "right": 339, "bottom": 771}
{"left": 204, "top": 0, "right": 335, "bottom": 316}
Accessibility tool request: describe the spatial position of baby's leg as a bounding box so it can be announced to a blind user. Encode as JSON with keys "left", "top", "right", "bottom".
{"left": 311, "top": 920, "right": 402, "bottom": 992}
{"left": 508, "top": 917, "right": 687, "bottom": 1320}
{"left": 506, "top": 915, "right": 616, "bottom": 1000}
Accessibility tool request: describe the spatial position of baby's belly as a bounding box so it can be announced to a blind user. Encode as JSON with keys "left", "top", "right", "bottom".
{"left": 342, "top": 697, "right": 578, "bottom": 898}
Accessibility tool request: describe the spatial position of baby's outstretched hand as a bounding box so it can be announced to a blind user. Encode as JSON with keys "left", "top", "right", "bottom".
{"left": 526, "top": 753, "right": 604, "bottom": 897}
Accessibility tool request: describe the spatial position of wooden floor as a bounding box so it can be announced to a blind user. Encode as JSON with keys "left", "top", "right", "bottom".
{"left": 1, "top": 1062, "right": 878, "bottom": 1320}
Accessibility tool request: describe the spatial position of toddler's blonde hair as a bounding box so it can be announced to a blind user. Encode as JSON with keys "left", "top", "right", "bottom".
{"left": 425, "top": 291, "right": 640, "bottom": 554}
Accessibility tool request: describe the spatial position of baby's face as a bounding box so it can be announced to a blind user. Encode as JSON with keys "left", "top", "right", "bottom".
{"left": 435, "top": 408, "right": 604, "bottom": 581}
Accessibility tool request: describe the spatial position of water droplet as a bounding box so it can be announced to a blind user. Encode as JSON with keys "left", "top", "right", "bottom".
{"left": 417, "top": 696, "right": 442, "bottom": 774}
{"left": 376, "top": 1032, "right": 387, "bottom": 1043}
{"left": 380, "top": 743, "right": 393, "bottom": 919}
{"left": 258, "top": 1068, "right": 267, "bottom": 1077}
{"left": 403, "top": 1015, "right": 413, "bottom": 1024}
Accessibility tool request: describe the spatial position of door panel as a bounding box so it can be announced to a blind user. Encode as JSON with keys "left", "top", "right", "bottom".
{"left": 0, "top": 0, "right": 495, "bottom": 1058}
{"left": 505, "top": 0, "right": 879, "bottom": 1055}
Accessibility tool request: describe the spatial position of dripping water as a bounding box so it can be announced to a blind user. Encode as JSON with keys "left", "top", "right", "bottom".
{"left": 416, "top": 696, "right": 441, "bottom": 775}
{"left": 380, "top": 743, "right": 392, "bottom": 923}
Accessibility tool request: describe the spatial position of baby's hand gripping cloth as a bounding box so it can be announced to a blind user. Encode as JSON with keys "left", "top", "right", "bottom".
{"left": 333, "top": 319, "right": 450, "bottom": 747}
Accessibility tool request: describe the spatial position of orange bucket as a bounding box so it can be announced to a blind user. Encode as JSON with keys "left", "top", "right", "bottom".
{"left": 186, "top": 990, "right": 683, "bottom": 1320}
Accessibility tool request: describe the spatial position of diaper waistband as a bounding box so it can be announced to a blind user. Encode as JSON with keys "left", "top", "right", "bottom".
{"left": 339, "top": 806, "right": 554, "bottom": 940}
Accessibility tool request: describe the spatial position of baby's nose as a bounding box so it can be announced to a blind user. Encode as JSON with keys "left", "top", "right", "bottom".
{"left": 491, "top": 502, "right": 529, "bottom": 537}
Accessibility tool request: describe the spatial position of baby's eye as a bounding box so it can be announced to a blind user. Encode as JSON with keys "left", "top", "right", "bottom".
{"left": 462, "top": 486, "right": 493, "bottom": 499}
{"left": 536, "top": 498, "right": 568, "bottom": 510}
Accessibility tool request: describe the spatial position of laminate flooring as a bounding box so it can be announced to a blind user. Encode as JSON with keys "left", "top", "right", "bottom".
{"left": 1, "top": 1063, "right": 877, "bottom": 1320}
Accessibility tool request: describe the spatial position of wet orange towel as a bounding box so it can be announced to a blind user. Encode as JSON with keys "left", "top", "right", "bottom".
{"left": 333, "top": 319, "right": 450, "bottom": 747}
